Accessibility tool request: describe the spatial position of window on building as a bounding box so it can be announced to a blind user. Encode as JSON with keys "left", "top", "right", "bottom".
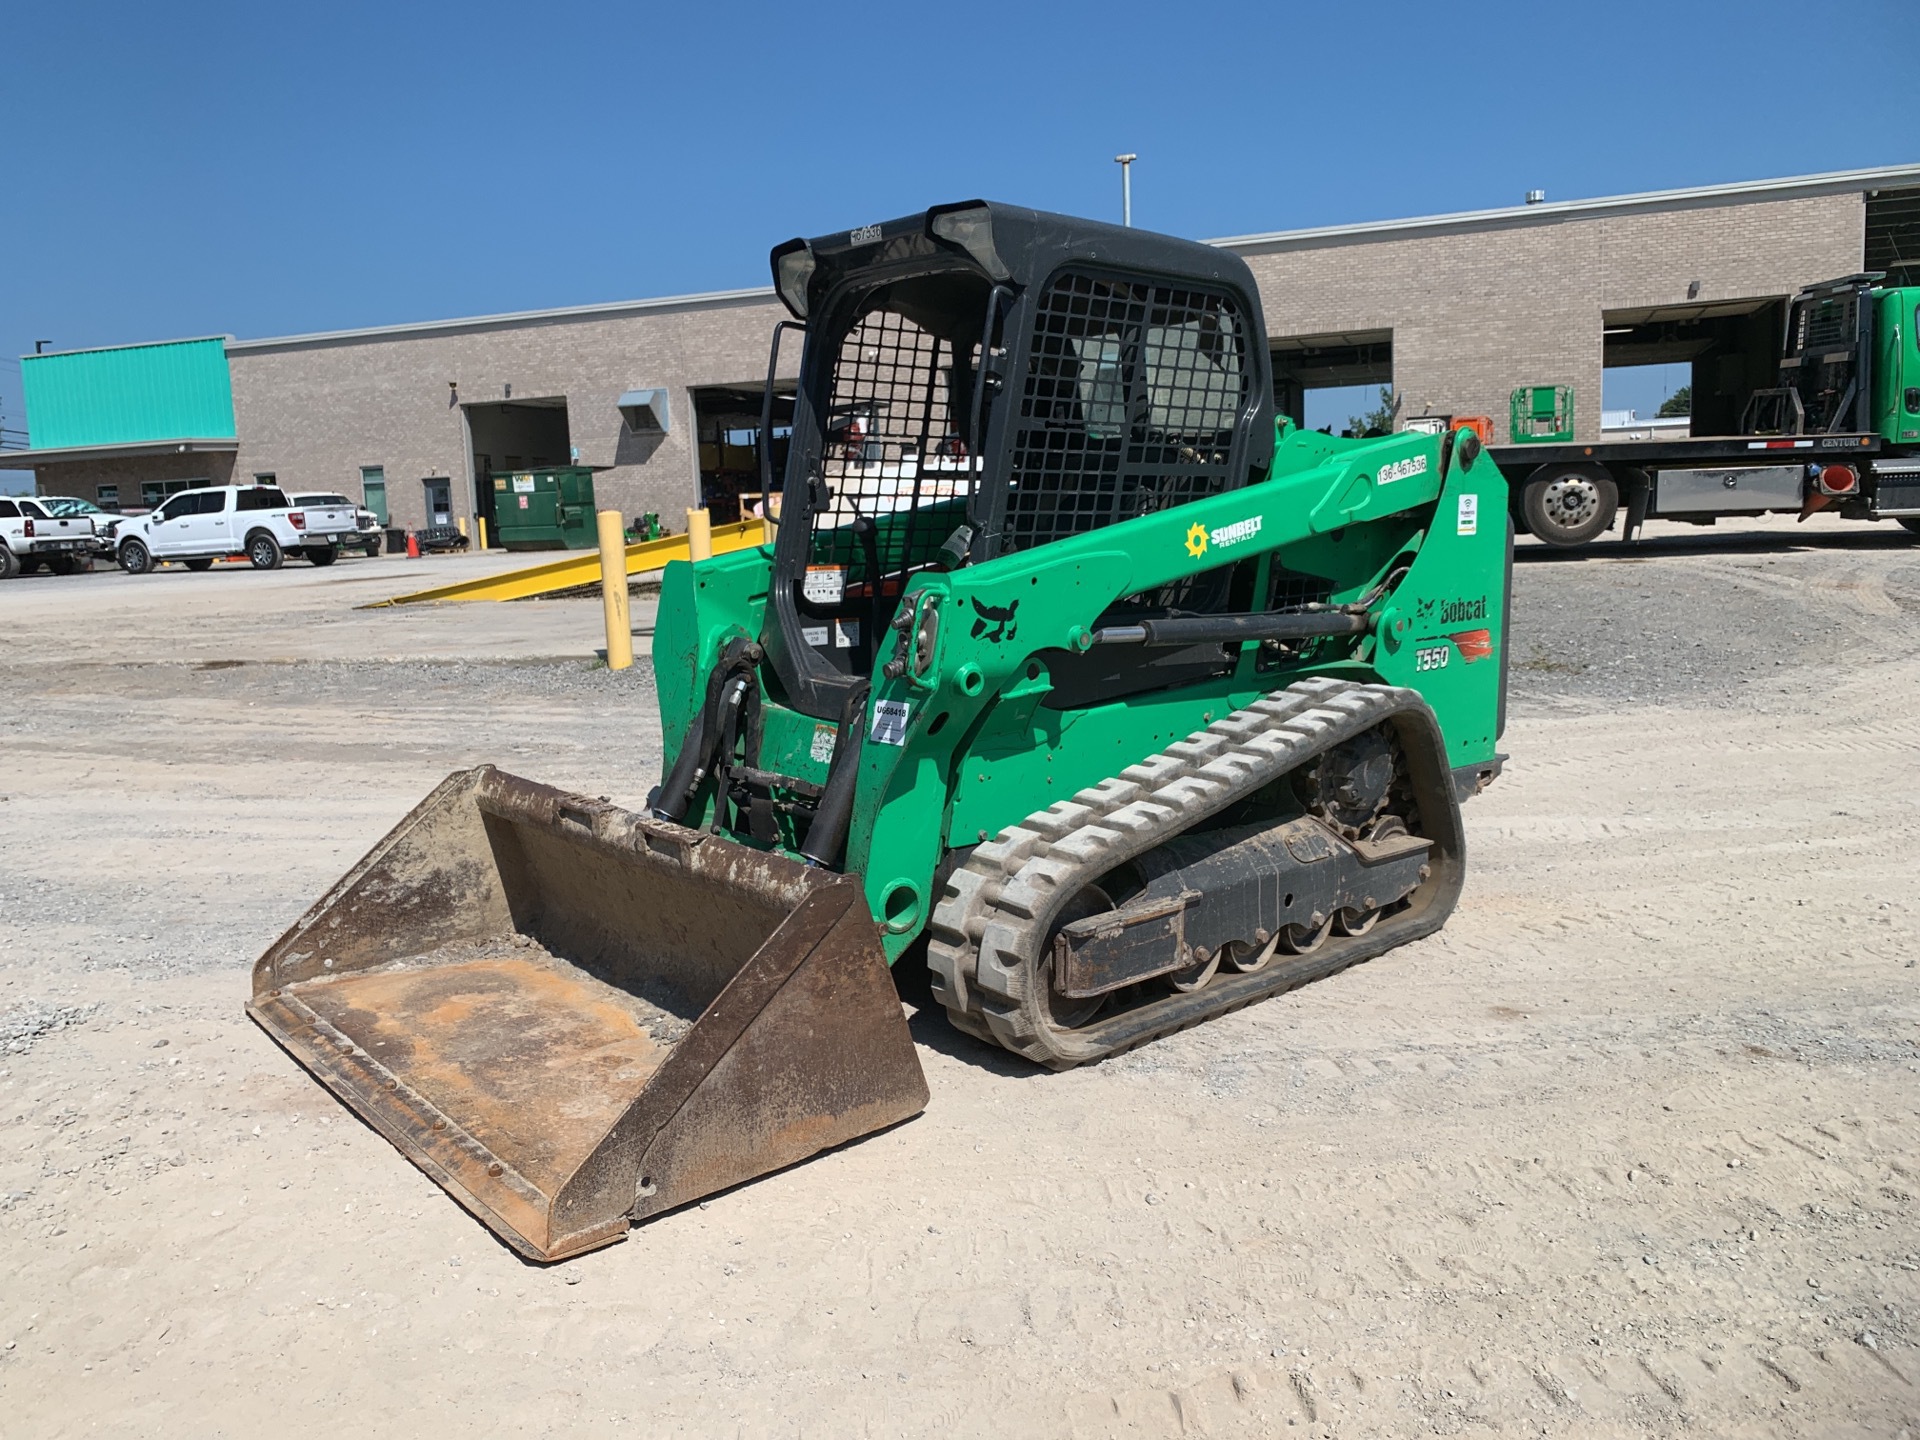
{"left": 253, "top": 472, "right": 277, "bottom": 485}
{"left": 360, "top": 466, "right": 388, "bottom": 525}
{"left": 140, "top": 478, "right": 206, "bottom": 508}
{"left": 96, "top": 485, "right": 120, "bottom": 510}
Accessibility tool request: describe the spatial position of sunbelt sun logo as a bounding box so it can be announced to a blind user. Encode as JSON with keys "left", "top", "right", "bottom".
{"left": 1184, "top": 515, "right": 1263, "bottom": 559}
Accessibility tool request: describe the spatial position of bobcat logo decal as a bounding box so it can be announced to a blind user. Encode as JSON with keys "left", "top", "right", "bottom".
{"left": 969, "top": 597, "right": 1019, "bottom": 643}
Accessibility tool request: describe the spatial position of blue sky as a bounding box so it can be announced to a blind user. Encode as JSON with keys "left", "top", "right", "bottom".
{"left": 2, "top": 0, "right": 1909, "bottom": 482}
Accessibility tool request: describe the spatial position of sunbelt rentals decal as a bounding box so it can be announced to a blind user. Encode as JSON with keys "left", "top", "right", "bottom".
{"left": 1184, "top": 514, "right": 1263, "bottom": 559}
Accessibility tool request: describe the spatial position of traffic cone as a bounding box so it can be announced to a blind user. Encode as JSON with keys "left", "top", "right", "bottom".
{"left": 406, "top": 532, "right": 420, "bottom": 559}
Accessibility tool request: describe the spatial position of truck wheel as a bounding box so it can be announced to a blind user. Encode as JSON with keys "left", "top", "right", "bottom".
{"left": 185, "top": 558, "right": 215, "bottom": 572}
{"left": 119, "top": 539, "right": 153, "bottom": 575}
{"left": 47, "top": 554, "right": 79, "bottom": 576}
{"left": 1521, "top": 466, "right": 1618, "bottom": 548}
{"left": 18, "top": 558, "right": 42, "bottom": 575}
{"left": 1899, "top": 518, "right": 1920, "bottom": 537}
{"left": 247, "top": 532, "right": 284, "bottom": 570}
{"left": 306, "top": 546, "right": 337, "bottom": 567}
{"left": 0, "top": 547, "right": 17, "bottom": 580}
{"left": 365, "top": 537, "right": 382, "bottom": 556}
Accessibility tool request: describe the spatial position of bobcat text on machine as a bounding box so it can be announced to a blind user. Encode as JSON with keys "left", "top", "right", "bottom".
{"left": 249, "top": 203, "right": 1513, "bottom": 1260}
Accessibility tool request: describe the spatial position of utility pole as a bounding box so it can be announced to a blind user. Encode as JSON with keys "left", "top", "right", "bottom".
{"left": 1114, "top": 154, "right": 1136, "bottom": 227}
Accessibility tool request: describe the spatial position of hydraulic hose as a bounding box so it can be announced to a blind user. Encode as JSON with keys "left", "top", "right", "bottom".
{"left": 798, "top": 680, "right": 870, "bottom": 868}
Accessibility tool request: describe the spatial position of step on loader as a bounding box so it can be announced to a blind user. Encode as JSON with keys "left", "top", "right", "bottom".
{"left": 251, "top": 202, "right": 1512, "bottom": 1260}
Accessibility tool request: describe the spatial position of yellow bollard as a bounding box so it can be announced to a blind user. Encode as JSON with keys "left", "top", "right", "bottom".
{"left": 477, "top": 516, "right": 489, "bottom": 551}
{"left": 686, "top": 506, "right": 713, "bottom": 562}
{"left": 457, "top": 516, "right": 469, "bottom": 539}
{"left": 597, "top": 510, "right": 633, "bottom": 671}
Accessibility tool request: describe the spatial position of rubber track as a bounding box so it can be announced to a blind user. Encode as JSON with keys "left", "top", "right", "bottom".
{"left": 927, "top": 676, "right": 1456, "bottom": 1068}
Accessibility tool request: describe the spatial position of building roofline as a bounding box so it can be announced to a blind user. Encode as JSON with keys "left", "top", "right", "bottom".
{"left": 225, "top": 284, "right": 779, "bottom": 355}
{"left": 1207, "top": 162, "right": 1920, "bottom": 254}
{"left": 0, "top": 438, "right": 240, "bottom": 466}
{"left": 20, "top": 162, "right": 1918, "bottom": 364}
{"left": 20, "top": 335, "right": 233, "bottom": 362}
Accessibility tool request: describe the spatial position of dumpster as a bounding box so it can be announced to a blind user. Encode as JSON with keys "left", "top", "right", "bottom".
{"left": 492, "top": 467, "right": 600, "bottom": 551}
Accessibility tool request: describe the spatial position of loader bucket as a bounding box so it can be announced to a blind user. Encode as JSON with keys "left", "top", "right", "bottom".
{"left": 247, "top": 766, "right": 928, "bottom": 1261}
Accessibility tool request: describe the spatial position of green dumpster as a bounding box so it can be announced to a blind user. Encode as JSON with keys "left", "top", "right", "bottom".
{"left": 492, "top": 467, "right": 600, "bottom": 551}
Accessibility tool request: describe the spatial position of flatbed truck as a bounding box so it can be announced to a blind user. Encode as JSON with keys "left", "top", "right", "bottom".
{"left": 1477, "top": 274, "right": 1920, "bottom": 548}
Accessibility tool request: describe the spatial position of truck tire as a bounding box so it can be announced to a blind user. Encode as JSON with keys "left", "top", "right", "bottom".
{"left": 1899, "top": 518, "right": 1920, "bottom": 537}
{"left": 47, "top": 554, "right": 84, "bottom": 576}
{"left": 185, "top": 558, "right": 215, "bottom": 572}
{"left": 0, "top": 546, "right": 17, "bottom": 581}
{"left": 119, "top": 539, "right": 153, "bottom": 575}
{"left": 247, "top": 531, "right": 284, "bottom": 570}
{"left": 1521, "top": 465, "right": 1618, "bottom": 548}
{"left": 305, "top": 545, "right": 337, "bottom": 567}
{"left": 364, "top": 536, "right": 382, "bottom": 556}
{"left": 18, "top": 558, "right": 42, "bottom": 575}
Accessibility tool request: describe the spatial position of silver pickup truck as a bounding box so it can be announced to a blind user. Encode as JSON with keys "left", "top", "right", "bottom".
{"left": 114, "top": 485, "right": 359, "bottom": 573}
{"left": 0, "top": 495, "right": 97, "bottom": 579}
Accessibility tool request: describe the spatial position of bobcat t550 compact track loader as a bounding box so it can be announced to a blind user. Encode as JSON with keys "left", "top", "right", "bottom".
{"left": 250, "top": 203, "right": 1511, "bottom": 1260}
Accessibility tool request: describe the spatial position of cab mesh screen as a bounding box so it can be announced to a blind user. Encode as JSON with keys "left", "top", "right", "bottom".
{"left": 1002, "top": 270, "right": 1249, "bottom": 553}
{"left": 809, "top": 307, "right": 975, "bottom": 581}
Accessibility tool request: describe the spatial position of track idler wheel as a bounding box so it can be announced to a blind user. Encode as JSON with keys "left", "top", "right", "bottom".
{"left": 1278, "top": 914, "right": 1334, "bottom": 955}
{"left": 1167, "top": 945, "right": 1220, "bottom": 993}
{"left": 1222, "top": 933, "right": 1280, "bottom": 974}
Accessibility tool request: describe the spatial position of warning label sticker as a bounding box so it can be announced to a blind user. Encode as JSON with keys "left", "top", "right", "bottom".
{"left": 810, "top": 724, "right": 836, "bottom": 763}
{"left": 804, "top": 566, "right": 846, "bottom": 604}
{"left": 869, "top": 699, "right": 910, "bottom": 746}
{"left": 834, "top": 619, "right": 860, "bottom": 649}
{"left": 802, "top": 625, "right": 830, "bottom": 647}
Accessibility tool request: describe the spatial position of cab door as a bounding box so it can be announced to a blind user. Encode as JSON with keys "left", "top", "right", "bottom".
{"left": 145, "top": 492, "right": 202, "bottom": 555}
{"left": 198, "top": 490, "right": 233, "bottom": 550}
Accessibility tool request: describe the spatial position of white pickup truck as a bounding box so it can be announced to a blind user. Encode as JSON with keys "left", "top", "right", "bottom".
{"left": 115, "top": 485, "right": 360, "bottom": 574}
{"left": 0, "top": 494, "right": 97, "bottom": 579}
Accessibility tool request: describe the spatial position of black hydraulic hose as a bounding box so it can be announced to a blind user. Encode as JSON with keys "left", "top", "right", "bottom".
{"left": 652, "top": 703, "right": 713, "bottom": 822}
{"left": 1093, "top": 610, "right": 1371, "bottom": 647}
{"left": 798, "top": 680, "right": 870, "bottom": 868}
{"left": 653, "top": 640, "right": 761, "bottom": 822}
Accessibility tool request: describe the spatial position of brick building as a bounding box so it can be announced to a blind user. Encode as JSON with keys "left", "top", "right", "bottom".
{"left": 9, "top": 163, "right": 1918, "bottom": 533}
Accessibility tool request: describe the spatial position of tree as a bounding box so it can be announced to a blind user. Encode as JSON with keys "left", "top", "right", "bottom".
{"left": 1656, "top": 385, "right": 1691, "bottom": 418}
{"left": 1345, "top": 386, "right": 1398, "bottom": 437}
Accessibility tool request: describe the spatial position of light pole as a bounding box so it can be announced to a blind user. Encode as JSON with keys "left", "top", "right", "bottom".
{"left": 1114, "top": 153, "right": 1136, "bottom": 227}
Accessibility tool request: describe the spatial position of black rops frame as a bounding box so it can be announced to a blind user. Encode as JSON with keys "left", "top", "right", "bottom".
{"left": 758, "top": 201, "right": 1279, "bottom": 724}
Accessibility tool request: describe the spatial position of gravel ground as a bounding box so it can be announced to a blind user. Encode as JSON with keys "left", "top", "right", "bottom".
{"left": 0, "top": 516, "right": 1916, "bottom": 1438}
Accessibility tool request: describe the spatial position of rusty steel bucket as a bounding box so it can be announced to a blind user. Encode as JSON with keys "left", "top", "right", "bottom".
{"left": 248, "top": 766, "right": 928, "bottom": 1261}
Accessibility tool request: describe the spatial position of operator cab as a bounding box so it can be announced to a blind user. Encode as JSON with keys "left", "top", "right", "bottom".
{"left": 759, "top": 202, "right": 1278, "bottom": 722}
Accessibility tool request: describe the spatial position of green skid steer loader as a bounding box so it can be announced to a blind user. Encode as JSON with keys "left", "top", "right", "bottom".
{"left": 250, "top": 202, "right": 1511, "bottom": 1260}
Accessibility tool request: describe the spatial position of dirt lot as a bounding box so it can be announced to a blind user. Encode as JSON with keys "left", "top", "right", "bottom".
{"left": 3, "top": 520, "right": 1918, "bottom": 1438}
